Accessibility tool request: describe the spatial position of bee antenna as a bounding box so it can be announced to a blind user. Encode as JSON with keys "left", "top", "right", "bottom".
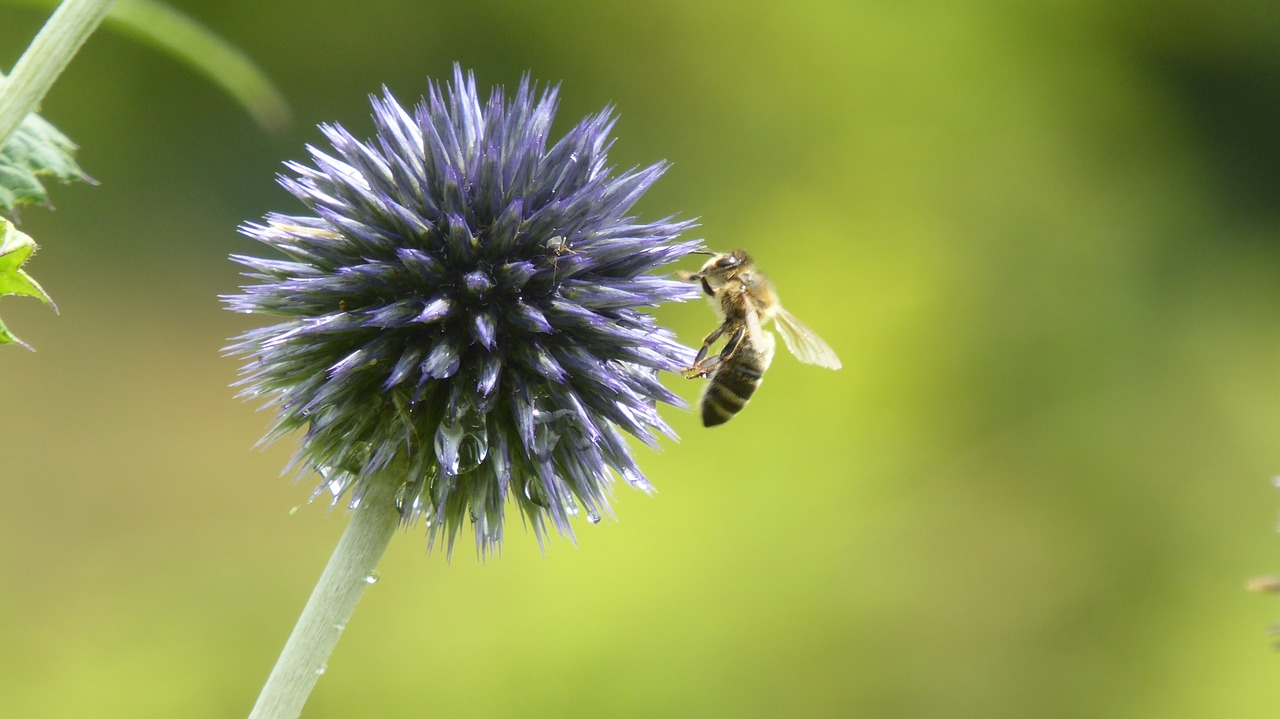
{"left": 688, "top": 250, "right": 715, "bottom": 256}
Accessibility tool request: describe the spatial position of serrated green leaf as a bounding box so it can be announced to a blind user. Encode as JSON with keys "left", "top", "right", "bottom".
{"left": 0, "top": 112, "right": 89, "bottom": 213}
{"left": 0, "top": 313, "right": 33, "bottom": 350}
{"left": 0, "top": 216, "right": 54, "bottom": 350}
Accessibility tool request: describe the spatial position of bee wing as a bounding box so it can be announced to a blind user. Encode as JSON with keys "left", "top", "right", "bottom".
{"left": 743, "top": 294, "right": 767, "bottom": 350}
{"left": 773, "top": 307, "right": 841, "bottom": 369}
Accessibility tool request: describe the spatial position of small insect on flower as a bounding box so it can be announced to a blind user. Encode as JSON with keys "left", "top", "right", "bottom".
{"left": 545, "top": 235, "right": 577, "bottom": 281}
{"left": 680, "top": 249, "right": 841, "bottom": 427}
{"left": 225, "top": 65, "right": 704, "bottom": 556}
{"left": 545, "top": 235, "right": 574, "bottom": 257}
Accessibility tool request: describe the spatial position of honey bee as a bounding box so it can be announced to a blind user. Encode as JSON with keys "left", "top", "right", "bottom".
{"left": 680, "top": 249, "right": 841, "bottom": 426}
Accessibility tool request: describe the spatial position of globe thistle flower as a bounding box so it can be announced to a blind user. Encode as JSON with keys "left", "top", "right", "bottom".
{"left": 227, "top": 66, "right": 700, "bottom": 556}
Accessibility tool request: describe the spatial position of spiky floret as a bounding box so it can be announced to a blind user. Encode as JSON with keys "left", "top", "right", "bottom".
{"left": 226, "top": 66, "right": 700, "bottom": 555}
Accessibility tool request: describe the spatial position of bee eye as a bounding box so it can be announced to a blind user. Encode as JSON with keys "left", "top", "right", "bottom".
{"left": 714, "top": 255, "right": 740, "bottom": 269}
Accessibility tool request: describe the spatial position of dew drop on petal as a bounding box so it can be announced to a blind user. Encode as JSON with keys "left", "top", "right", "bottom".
{"left": 364, "top": 570, "right": 380, "bottom": 585}
{"left": 533, "top": 424, "right": 559, "bottom": 460}
{"left": 532, "top": 407, "right": 574, "bottom": 460}
{"left": 435, "top": 415, "right": 465, "bottom": 475}
{"left": 586, "top": 510, "right": 601, "bottom": 525}
{"left": 621, "top": 467, "right": 653, "bottom": 493}
{"left": 457, "top": 416, "right": 489, "bottom": 473}
{"left": 317, "top": 466, "right": 349, "bottom": 498}
{"left": 315, "top": 664, "right": 327, "bottom": 676}
{"left": 524, "top": 480, "right": 550, "bottom": 508}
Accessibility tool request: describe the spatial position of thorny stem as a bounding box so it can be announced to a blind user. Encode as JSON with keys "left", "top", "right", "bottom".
{"left": 248, "top": 478, "right": 400, "bottom": 719}
{"left": 0, "top": 0, "right": 114, "bottom": 148}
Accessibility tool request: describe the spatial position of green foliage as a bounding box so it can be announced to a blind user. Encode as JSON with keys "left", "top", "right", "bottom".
{"left": 105, "top": 0, "right": 289, "bottom": 131}
{"left": 0, "top": 112, "right": 87, "bottom": 213}
{"left": 4, "top": 0, "right": 291, "bottom": 131}
{"left": 0, "top": 216, "right": 54, "bottom": 350}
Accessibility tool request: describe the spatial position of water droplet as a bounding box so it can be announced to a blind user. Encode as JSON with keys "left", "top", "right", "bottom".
{"left": 533, "top": 407, "right": 576, "bottom": 460}
{"left": 533, "top": 427, "right": 558, "bottom": 460}
{"left": 318, "top": 467, "right": 349, "bottom": 498}
{"left": 434, "top": 415, "right": 465, "bottom": 475}
{"left": 621, "top": 467, "right": 653, "bottom": 493}
{"left": 586, "top": 510, "right": 601, "bottom": 525}
{"left": 533, "top": 407, "right": 575, "bottom": 422}
{"left": 364, "top": 571, "right": 380, "bottom": 585}
{"left": 332, "top": 622, "right": 347, "bottom": 632}
{"left": 564, "top": 495, "right": 579, "bottom": 516}
{"left": 459, "top": 424, "right": 489, "bottom": 473}
{"left": 524, "top": 480, "right": 550, "bottom": 508}
{"left": 463, "top": 270, "right": 493, "bottom": 297}
{"left": 315, "top": 664, "right": 327, "bottom": 676}
{"left": 435, "top": 412, "right": 489, "bottom": 475}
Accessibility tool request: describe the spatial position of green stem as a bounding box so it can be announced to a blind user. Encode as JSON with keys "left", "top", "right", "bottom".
{"left": 249, "top": 479, "right": 400, "bottom": 719}
{"left": 0, "top": 0, "right": 114, "bottom": 148}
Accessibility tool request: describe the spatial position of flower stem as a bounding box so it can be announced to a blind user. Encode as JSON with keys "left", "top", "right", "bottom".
{"left": 249, "top": 479, "right": 400, "bottom": 719}
{"left": 0, "top": 0, "right": 115, "bottom": 148}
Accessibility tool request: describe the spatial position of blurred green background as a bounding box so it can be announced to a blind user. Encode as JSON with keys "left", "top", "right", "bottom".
{"left": 3, "top": 0, "right": 1280, "bottom": 716}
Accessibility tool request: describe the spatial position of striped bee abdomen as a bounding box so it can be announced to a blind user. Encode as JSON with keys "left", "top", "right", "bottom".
{"left": 699, "top": 336, "right": 775, "bottom": 427}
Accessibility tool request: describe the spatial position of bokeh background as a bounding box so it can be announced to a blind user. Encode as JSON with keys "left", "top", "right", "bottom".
{"left": 3, "top": 0, "right": 1280, "bottom": 716}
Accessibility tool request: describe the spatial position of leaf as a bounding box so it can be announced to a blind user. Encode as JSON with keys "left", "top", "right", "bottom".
{"left": 0, "top": 112, "right": 89, "bottom": 214}
{"left": 4, "top": 0, "right": 291, "bottom": 131}
{"left": 106, "top": 0, "right": 290, "bottom": 131}
{"left": 0, "top": 216, "right": 55, "bottom": 350}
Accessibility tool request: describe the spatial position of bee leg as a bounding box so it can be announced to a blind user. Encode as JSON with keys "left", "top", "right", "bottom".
{"left": 682, "top": 356, "right": 722, "bottom": 379}
{"left": 676, "top": 270, "right": 716, "bottom": 298}
{"left": 693, "top": 324, "right": 728, "bottom": 364}
{"left": 717, "top": 325, "right": 747, "bottom": 363}
{"left": 682, "top": 323, "right": 728, "bottom": 377}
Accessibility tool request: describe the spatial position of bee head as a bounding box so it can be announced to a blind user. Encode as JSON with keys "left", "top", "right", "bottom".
{"left": 699, "top": 249, "right": 751, "bottom": 275}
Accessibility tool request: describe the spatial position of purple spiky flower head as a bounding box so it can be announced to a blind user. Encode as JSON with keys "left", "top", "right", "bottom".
{"left": 226, "top": 65, "right": 701, "bottom": 556}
